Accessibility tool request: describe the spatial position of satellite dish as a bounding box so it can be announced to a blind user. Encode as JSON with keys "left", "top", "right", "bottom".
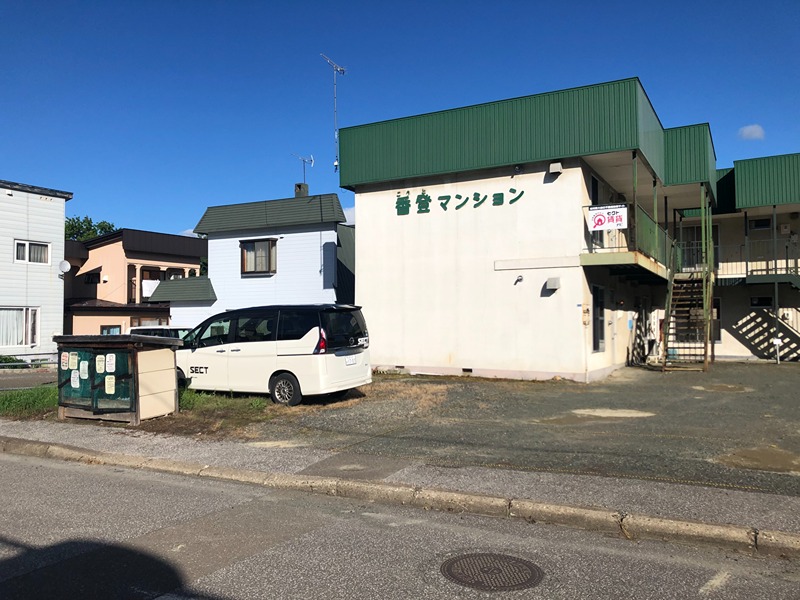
{"left": 58, "top": 260, "right": 71, "bottom": 274}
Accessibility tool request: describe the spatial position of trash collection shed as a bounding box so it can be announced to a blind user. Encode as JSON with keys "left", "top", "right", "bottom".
{"left": 53, "top": 335, "right": 182, "bottom": 425}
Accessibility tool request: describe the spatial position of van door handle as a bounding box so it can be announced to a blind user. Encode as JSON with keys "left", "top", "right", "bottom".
{"left": 230, "top": 349, "right": 241, "bottom": 352}
{"left": 215, "top": 349, "right": 226, "bottom": 353}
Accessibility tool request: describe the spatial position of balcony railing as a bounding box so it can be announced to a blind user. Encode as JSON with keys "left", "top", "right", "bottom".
{"left": 680, "top": 238, "right": 800, "bottom": 277}
{"left": 583, "top": 205, "right": 677, "bottom": 269}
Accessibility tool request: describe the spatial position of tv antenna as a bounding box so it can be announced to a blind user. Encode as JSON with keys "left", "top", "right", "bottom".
{"left": 293, "top": 154, "right": 314, "bottom": 183}
{"left": 321, "top": 53, "right": 346, "bottom": 172}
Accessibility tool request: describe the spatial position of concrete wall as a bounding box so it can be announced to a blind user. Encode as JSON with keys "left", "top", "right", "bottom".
{"left": 354, "top": 160, "right": 640, "bottom": 381}
{"left": 0, "top": 185, "right": 66, "bottom": 359}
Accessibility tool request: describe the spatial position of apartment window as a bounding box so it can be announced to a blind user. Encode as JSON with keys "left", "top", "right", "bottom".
{"left": 100, "top": 325, "right": 122, "bottom": 335}
{"left": 240, "top": 238, "right": 277, "bottom": 275}
{"left": 749, "top": 218, "right": 771, "bottom": 231}
{"left": 84, "top": 273, "right": 100, "bottom": 284}
{"left": 0, "top": 307, "right": 39, "bottom": 346}
{"left": 15, "top": 241, "right": 50, "bottom": 264}
{"left": 750, "top": 296, "right": 773, "bottom": 308}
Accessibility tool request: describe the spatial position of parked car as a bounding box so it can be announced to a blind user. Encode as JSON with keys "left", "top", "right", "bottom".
{"left": 176, "top": 304, "right": 371, "bottom": 405}
{"left": 128, "top": 326, "right": 192, "bottom": 339}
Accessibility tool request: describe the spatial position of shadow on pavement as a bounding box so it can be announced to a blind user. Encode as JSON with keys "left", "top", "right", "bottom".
{"left": 0, "top": 534, "right": 224, "bottom": 600}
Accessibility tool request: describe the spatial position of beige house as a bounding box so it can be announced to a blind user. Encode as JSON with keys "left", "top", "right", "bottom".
{"left": 64, "top": 229, "right": 207, "bottom": 335}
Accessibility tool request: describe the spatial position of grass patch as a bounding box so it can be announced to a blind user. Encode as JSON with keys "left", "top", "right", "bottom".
{"left": 0, "top": 387, "right": 58, "bottom": 418}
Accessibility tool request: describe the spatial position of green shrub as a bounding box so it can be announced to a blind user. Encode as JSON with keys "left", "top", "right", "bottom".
{"left": 0, "top": 355, "right": 30, "bottom": 369}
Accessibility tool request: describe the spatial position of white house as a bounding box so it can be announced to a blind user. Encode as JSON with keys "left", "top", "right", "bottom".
{"left": 1, "top": 179, "right": 72, "bottom": 363}
{"left": 150, "top": 185, "right": 352, "bottom": 327}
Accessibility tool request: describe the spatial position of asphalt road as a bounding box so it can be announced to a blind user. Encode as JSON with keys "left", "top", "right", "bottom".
{"left": 1, "top": 453, "right": 798, "bottom": 599}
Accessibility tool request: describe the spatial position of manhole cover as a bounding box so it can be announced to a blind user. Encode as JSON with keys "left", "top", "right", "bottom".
{"left": 440, "top": 553, "right": 544, "bottom": 592}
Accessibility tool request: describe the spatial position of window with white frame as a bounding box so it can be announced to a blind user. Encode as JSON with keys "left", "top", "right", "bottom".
{"left": 15, "top": 240, "right": 50, "bottom": 264}
{"left": 240, "top": 238, "right": 277, "bottom": 275}
{"left": 0, "top": 307, "right": 39, "bottom": 346}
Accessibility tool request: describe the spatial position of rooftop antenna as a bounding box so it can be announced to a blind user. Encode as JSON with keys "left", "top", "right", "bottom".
{"left": 293, "top": 154, "right": 314, "bottom": 183}
{"left": 321, "top": 53, "right": 346, "bottom": 173}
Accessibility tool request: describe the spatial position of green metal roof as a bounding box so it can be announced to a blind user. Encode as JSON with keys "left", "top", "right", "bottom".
{"left": 340, "top": 78, "right": 673, "bottom": 189}
{"left": 195, "top": 194, "right": 345, "bottom": 235}
{"left": 148, "top": 276, "right": 217, "bottom": 303}
{"left": 664, "top": 124, "right": 717, "bottom": 200}
{"left": 733, "top": 153, "right": 800, "bottom": 209}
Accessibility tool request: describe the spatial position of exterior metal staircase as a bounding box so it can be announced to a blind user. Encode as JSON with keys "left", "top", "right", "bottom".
{"left": 662, "top": 272, "right": 709, "bottom": 370}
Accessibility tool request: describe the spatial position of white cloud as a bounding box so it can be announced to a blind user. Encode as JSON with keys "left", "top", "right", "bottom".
{"left": 738, "top": 124, "right": 765, "bottom": 140}
{"left": 343, "top": 206, "right": 355, "bottom": 224}
{"left": 179, "top": 228, "right": 198, "bottom": 237}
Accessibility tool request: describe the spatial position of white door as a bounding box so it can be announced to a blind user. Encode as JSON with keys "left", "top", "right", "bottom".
{"left": 185, "top": 314, "right": 234, "bottom": 391}
{"left": 227, "top": 311, "right": 278, "bottom": 394}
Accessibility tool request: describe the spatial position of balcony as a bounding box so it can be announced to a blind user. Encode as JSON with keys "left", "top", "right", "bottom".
{"left": 580, "top": 205, "right": 678, "bottom": 282}
{"left": 683, "top": 239, "right": 800, "bottom": 287}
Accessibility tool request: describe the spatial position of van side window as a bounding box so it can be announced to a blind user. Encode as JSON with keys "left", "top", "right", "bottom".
{"left": 277, "top": 310, "right": 319, "bottom": 341}
{"left": 197, "top": 317, "right": 233, "bottom": 348}
{"left": 235, "top": 313, "right": 277, "bottom": 343}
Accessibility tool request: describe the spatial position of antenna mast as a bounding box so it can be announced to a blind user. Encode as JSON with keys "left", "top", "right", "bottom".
{"left": 293, "top": 154, "right": 314, "bottom": 183}
{"left": 321, "top": 53, "right": 346, "bottom": 172}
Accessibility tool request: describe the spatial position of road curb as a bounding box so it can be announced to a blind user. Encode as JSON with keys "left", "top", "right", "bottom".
{"left": 2, "top": 435, "right": 799, "bottom": 559}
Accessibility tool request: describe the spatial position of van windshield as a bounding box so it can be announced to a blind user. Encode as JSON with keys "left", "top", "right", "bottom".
{"left": 321, "top": 309, "right": 368, "bottom": 349}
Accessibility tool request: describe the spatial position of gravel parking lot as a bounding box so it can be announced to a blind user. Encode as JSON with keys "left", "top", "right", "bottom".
{"left": 3, "top": 361, "right": 799, "bottom": 496}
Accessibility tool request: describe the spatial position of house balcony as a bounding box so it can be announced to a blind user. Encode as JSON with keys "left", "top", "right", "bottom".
{"left": 127, "top": 265, "right": 192, "bottom": 304}
{"left": 580, "top": 205, "right": 677, "bottom": 283}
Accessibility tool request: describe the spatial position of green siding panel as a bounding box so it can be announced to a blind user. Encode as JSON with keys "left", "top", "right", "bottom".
{"left": 195, "top": 194, "right": 345, "bottom": 234}
{"left": 664, "top": 124, "right": 717, "bottom": 199}
{"left": 734, "top": 153, "right": 800, "bottom": 208}
{"left": 636, "top": 86, "right": 665, "bottom": 178}
{"left": 340, "top": 79, "right": 645, "bottom": 188}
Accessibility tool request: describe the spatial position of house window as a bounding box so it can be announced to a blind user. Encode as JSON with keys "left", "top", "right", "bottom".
{"left": 0, "top": 307, "right": 39, "bottom": 346}
{"left": 240, "top": 238, "right": 277, "bottom": 275}
{"left": 100, "top": 325, "right": 122, "bottom": 335}
{"left": 84, "top": 273, "right": 101, "bottom": 284}
{"left": 15, "top": 241, "right": 50, "bottom": 264}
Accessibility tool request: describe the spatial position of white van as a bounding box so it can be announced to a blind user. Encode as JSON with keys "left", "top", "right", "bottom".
{"left": 128, "top": 325, "right": 192, "bottom": 339}
{"left": 176, "top": 304, "right": 371, "bottom": 406}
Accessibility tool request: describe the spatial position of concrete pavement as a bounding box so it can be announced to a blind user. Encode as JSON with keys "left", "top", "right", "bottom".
{"left": 1, "top": 418, "right": 799, "bottom": 559}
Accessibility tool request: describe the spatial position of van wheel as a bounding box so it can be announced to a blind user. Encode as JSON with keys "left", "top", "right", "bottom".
{"left": 177, "top": 369, "right": 187, "bottom": 391}
{"left": 270, "top": 373, "right": 303, "bottom": 406}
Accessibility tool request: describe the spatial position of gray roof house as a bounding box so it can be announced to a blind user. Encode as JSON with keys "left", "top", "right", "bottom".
{"left": 149, "top": 187, "right": 353, "bottom": 328}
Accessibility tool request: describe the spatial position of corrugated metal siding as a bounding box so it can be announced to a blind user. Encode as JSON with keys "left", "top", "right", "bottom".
{"left": 734, "top": 153, "right": 800, "bottom": 208}
{"left": 339, "top": 79, "right": 643, "bottom": 188}
{"left": 636, "top": 83, "right": 665, "bottom": 179}
{"left": 195, "top": 194, "right": 345, "bottom": 234}
{"left": 664, "top": 124, "right": 717, "bottom": 198}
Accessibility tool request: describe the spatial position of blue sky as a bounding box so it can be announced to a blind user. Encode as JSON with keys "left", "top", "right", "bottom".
{"left": 2, "top": 1, "right": 798, "bottom": 235}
